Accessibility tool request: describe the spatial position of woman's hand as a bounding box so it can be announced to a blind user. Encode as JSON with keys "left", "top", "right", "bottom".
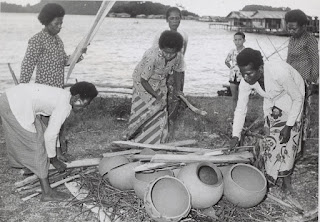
{"left": 229, "top": 136, "right": 239, "bottom": 149}
{"left": 279, "top": 125, "right": 292, "bottom": 144}
{"left": 50, "top": 156, "right": 67, "bottom": 173}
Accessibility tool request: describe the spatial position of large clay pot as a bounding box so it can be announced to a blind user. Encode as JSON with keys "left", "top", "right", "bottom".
{"left": 133, "top": 170, "right": 174, "bottom": 200}
{"left": 144, "top": 176, "right": 191, "bottom": 222}
{"left": 108, "top": 161, "right": 140, "bottom": 190}
{"left": 98, "top": 156, "right": 129, "bottom": 177}
{"left": 223, "top": 163, "right": 267, "bottom": 208}
{"left": 177, "top": 162, "right": 223, "bottom": 209}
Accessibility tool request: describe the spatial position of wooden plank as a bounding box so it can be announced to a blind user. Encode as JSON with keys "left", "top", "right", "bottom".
{"left": 49, "top": 158, "right": 101, "bottom": 170}
{"left": 164, "top": 140, "right": 198, "bottom": 147}
{"left": 112, "top": 141, "right": 212, "bottom": 153}
{"left": 102, "top": 149, "right": 141, "bottom": 157}
{"left": 134, "top": 162, "right": 185, "bottom": 172}
{"left": 66, "top": 1, "right": 116, "bottom": 81}
{"left": 149, "top": 151, "right": 253, "bottom": 163}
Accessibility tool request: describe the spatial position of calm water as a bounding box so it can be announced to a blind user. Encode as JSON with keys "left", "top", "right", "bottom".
{"left": 0, "top": 13, "right": 289, "bottom": 96}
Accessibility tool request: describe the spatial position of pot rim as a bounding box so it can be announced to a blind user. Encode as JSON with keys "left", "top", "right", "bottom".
{"left": 147, "top": 175, "right": 191, "bottom": 219}
{"left": 228, "top": 163, "right": 267, "bottom": 193}
{"left": 195, "top": 162, "right": 223, "bottom": 187}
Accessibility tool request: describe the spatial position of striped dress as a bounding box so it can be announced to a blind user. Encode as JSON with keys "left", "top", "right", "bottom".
{"left": 127, "top": 47, "right": 184, "bottom": 144}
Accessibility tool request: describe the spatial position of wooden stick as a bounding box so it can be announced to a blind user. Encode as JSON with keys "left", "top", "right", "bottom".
{"left": 149, "top": 151, "right": 253, "bottom": 163}
{"left": 267, "top": 36, "right": 283, "bottom": 60}
{"left": 112, "top": 141, "right": 212, "bottom": 153}
{"left": 21, "top": 169, "right": 96, "bottom": 201}
{"left": 15, "top": 170, "right": 58, "bottom": 188}
{"left": 7, "top": 63, "right": 19, "bottom": 85}
{"left": 102, "top": 149, "right": 141, "bottom": 158}
{"left": 164, "top": 140, "right": 198, "bottom": 147}
{"left": 134, "top": 162, "right": 185, "bottom": 172}
{"left": 266, "top": 194, "right": 294, "bottom": 209}
{"left": 178, "top": 95, "right": 207, "bottom": 116}
{"left": 48, "top": 158, "right": 101, "bottom": 170}
{"left": 256, "top": 39, "right": 269, "bottom": 61}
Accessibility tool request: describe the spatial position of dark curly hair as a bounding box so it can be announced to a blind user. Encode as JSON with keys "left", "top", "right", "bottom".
{"left": 236, "top": 48, "right": 264, "bottom": 70}
{"left": 70, "top": 82, "right": 98, "bottom": 101}
{"left": 166, "top": 7, "right": 181, "bottom": 19}
{"left": 38, "top": 3, "right": 65, "bottom": 26}
{"left": 158, "top": 30, "right": 183, "bottom": 52}
{"left": 285, "top": 9, "right": 308, "bottom": 26}
{"left": 234, "top": 31, "right": 245, "bottom": 39}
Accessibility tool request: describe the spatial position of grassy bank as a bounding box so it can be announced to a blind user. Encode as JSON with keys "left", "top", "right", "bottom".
{"left": 0, "top": 95, "right": 318, "bottom": 221}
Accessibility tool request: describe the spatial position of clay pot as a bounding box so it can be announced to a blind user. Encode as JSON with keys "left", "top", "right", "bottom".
{"left": 98, "top": 156, "right": 129, "bottom": 177}
{"left": 108, "top": 161, "right": 140, "bottom": 190}
{"left": 144, "top": 176, "right": 191, "bottom": 222}
{"left": 177, "top": 162, "right": 223, "bottom": 209}
{"left": 133, "top": 170, "right": 174, "bottom": 200}
{"left": 223, "top": 163, "right": 267, "bottom": 208}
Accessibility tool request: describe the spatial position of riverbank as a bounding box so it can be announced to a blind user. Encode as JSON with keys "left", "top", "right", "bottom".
{"left": 0, "top": 95, "right": 318, "bottom": 221}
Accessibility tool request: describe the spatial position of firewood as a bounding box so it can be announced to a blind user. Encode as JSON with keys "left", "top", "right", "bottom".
{"left": 102, "top": 149, "right": 141, "bottom": 158}
{"left": 164, "top": 140, "right": 198, "bottom": 147}
{"left": 21, "top": 168, "right": 96, "bottom": 201}
{"left": 149, "top": 151, "right": 253, "bottom": 163}
{"left": 112, "top": 141, "right": 212, "bottom": 153}
{"left": 49, "top": 158, "right": 101, "bottom": 170}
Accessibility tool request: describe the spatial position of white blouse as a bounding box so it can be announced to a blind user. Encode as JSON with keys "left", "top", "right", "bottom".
{"left": 232, "top": 60, "right": 305, "bottom": 138}
{"left": 6, "top": 83, "right": 72, "bottom": 158}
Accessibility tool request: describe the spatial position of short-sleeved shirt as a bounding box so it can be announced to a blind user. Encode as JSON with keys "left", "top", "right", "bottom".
{"left": 225, "top": 47, "right": 245, "bottom": 83}
{"left": 286, "top": 30, "right": 319, "bottom": 83}
{"left": 6, "top": 83, "right": 72, "bottom": 157}
{"left": 132, "top": 47, "right": 184, "bottom": 102}
{"left": 20, "top": 30, "right": 69, "bottom": 88}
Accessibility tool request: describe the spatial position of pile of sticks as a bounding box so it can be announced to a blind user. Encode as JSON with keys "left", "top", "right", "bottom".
{"left": 105, "top": 140, "right": 254, "bottom": 172}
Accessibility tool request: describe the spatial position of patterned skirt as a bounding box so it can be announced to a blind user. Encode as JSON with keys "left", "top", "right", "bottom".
{"left": 0, "top": 94, "right": 49, "bottom": 178}
{"left": 127, "top": 90, "right": 168, "bottom": 144}
{"left": 259, "top": 106, "right": 302, "bottom": 184}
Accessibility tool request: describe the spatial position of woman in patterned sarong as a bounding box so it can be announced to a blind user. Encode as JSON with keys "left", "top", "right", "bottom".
{"left": 126, "top": 31, "right": 184, "bottom": 144}
{"left": 230, "top": 48, "right": 305, "bottom": 194}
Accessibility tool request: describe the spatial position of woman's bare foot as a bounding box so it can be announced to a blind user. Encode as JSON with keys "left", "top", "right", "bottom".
{"left": 40, "top": 190, "right": 70, "bottom": 202}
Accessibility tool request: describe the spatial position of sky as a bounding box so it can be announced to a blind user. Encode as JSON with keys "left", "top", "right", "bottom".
{"left": 1, "top": 0, "right": 320, "bottom": 17}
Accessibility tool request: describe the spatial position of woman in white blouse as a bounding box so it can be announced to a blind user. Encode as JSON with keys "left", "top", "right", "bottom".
{"left": 230, "top": 48, "right": 305, "bottom": 195}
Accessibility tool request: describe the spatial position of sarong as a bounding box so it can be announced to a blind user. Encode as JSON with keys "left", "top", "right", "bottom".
{"left": 259, "top": 106, "right": 302, "bottom": 184}
{"left": 0, "top": 94, "right": 49, "bottom": 178}
{"left": 127, "top": 91, "right": 168, "bottom": 144}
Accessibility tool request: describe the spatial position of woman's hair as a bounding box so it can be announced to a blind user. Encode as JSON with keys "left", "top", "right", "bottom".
{"left": 166, "top": 7, "right": 181, "bottom": 19}
{"left": 285, "top": 9, "right": 308, "bottom": 26}
{"left": 70, "top": 82, "right": 98, "bottom": 100}
{"left": 234, "top": 31, "right": 245, "bottom": 39}
{"left": 158, "top": 30, "right": 183, "bottom": 52}
{"left": 38, "top": 3, "right": 65, "bottom": 26}
{"left": 236, "top": 48, "right": 264, "bottom": 70}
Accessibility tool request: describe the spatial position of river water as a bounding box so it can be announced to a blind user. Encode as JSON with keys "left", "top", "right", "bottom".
{"left": 0, "top": 13, "right": 289, "bottom": 96}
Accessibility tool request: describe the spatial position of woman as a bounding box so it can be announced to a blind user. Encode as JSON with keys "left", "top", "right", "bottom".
{"left": 152, "top": 7, "right": 188, "bottom": 139}
{"left": 0, "top": 82, "right": 98, "bottom": 201}
{"left": 19, "top": 3, "right": 85, "bottom": 163}
{"left": 285, "top": 9, "right": 319, "bottom": 153}
{"left": 20, "top": 3, "right": 69, "bottom": 88}
{"left": 127, "top": 30, "right": 184, "bottom": 144}
{"left": 230, "top": 48, "right": 305, "bottom": 195}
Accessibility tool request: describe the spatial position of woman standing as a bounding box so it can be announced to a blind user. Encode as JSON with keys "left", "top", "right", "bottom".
{"left": 20, "top": 3, "right": 69, "bottom": 88}
{"left": 153, "top": 7, "right": 188, "bottom": 140}
{"left": 127, "top": 31, "right": 184, "bottom": 144}
{"left": 285, "top": 9, "right": 319, "bottom": 153}
{"left": 230, "top": 48, "right": 305, "bottom": 195}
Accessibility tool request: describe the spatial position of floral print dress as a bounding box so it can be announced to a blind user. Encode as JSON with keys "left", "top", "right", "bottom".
{"left": 20, "top": 29, "right": 69, "bottom": 88}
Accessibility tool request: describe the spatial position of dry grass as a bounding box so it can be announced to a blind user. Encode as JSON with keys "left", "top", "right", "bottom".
{"left": 0, "top": 95, "right": 318, "bottom": 222}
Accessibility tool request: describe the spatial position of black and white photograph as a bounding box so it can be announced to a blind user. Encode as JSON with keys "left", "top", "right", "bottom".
{"left": 0, "top": 0, "right": 319, "bottom": 221}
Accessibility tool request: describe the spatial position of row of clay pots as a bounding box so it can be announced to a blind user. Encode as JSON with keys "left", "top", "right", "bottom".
{"left": 99, "top": 156, "right": 267, "bottom": 221}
